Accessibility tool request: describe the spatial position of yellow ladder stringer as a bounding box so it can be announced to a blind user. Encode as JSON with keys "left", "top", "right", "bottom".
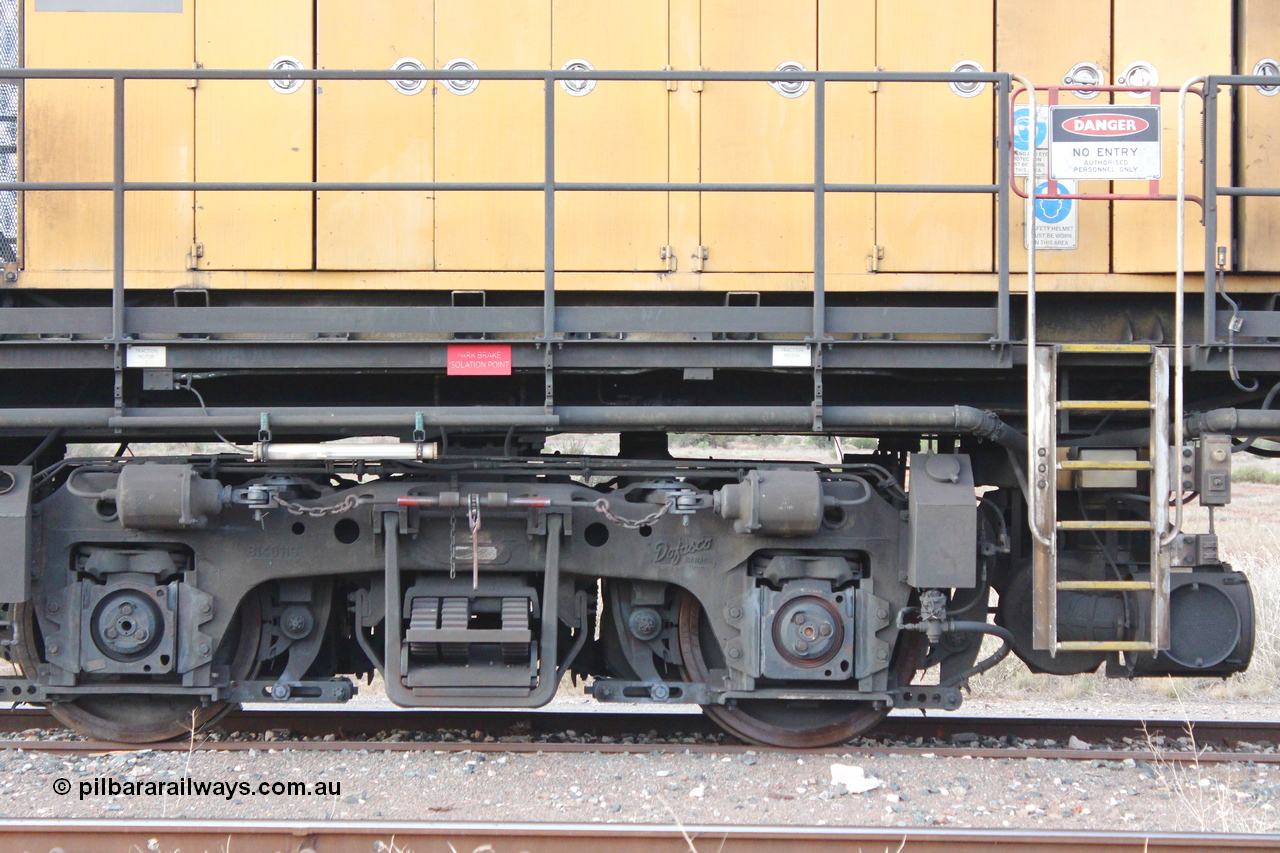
{"left": 1029, "top": 345, "right": 1172, "bottom": 657}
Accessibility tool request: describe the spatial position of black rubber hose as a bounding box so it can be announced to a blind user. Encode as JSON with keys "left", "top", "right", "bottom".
{"left": 938, "top": 621, "right": 1014, "bottom": 688}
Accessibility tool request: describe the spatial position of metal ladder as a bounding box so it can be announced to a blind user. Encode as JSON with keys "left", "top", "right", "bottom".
{"left": 1029, "top": 343, "right": 1171, "bottom": 655}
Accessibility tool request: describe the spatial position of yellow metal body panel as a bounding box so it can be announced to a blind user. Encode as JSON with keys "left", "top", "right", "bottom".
{"left": 317, "top": 0, "right": 434, "bottom": 271}
{"left": 997, "top": 0, "right": 1110, "bottom": 273}
{"left": 668, "top": 0, "right": 701, "bottom": 275}
{"left": 819, "top": 0, "right": 875, "bottom": 276}
{"left": 23, "top": 0, "right": 193, "bottom": 272}
{"left": 1112, "top": 0, "right": 1231, "bottom": 273}
{"left": 196, "top": 0, "right": 314, "bottom": 270}
{"left": 1238, "top": 0, "right": 1280, "bottom": 271}
{"left": 553, "top": 1, "right": 668, "bottom": 272}
{"left": 699, "top": 0, "right": 815, "bottom": 273}
{"left": 434, "top": 0, "right": 549, "bottom": 272}
{"left": 875, "top": 0, "right": 992, "bottom": 273}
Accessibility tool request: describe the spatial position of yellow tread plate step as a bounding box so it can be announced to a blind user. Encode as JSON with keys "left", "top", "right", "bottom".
{"left": 1058, "top": 460, "right": 1152, "bottom": 470}
{"left": 1056, "top": 400, "right": 1152, "bottom": 411}
{"left": 1058, "top": 344, "right": 1154, "bottom": 354}
{"left": 1056, "top": 580, "right": 1154, "bottom": 591}
{"left": 1056, "top": 520, "right": 1151, "bottom": 531}
{"left": 1056, "top": 641, "right": 1157, "bottom": 652}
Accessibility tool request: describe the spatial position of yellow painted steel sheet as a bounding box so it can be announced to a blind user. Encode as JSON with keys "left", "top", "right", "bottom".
{"left": 699, "top": 0, "right": 816, "bottom": 273}
{"left": 1237, "top": 0, "right": 1280, "bottom": 272}
{"left": 23, "top": 0, "right": 194, "bottom": 272}
{"left": 435, "top": 0, "right": 549, "bottom": 272}
{"left": 819, "top": 0, "right": 875, "bottom": 276}
{"left": 317, "top": 0, "right": 434, "bottom": 271}
{"left": 195, "top": 0, "right": 314, "bottom": 270}
{"left": 1112, "top": 0, "right": 1231, "bottom": 273}
{"left": 553, "top": 1, "right": 667, "bottom": 272}
{"left": 875, "top": 0, "right": 993, "bottom": 273}
{"left": 668, "top": 0, "right": 701, "bottom": 276}
{"left": 996, "top": 0, "right": 1110, "bottom": 273}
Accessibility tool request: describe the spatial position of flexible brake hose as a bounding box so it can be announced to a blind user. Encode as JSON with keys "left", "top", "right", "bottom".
{"left": 937, "top": 621, "right": 1015, "bottom": 688}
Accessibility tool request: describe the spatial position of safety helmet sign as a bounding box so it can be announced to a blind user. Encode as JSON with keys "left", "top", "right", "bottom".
{"left": 1024, "top": 180, "right": 1078, "bottom": 250}
{"left": 1049, "top": 105, "right": 1161, "bottom": 180}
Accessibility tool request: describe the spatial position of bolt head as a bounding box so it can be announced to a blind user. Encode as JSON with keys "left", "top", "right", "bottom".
{"left": 47, "top": 643, "right": 59, "bottom": 655}
{"left": 198, "top": 642, "right": 211, "bottom": 655}
{"left": 134, "top": 628, "right": 147, "bottom": 641}
{"left": 200, "top": 602, "right": 213, "bottom": 614}
{"left": 105, "top": 628, "right": 119, "bottom": 639}
{"left": 1212, "top": 448, "right": 1228, "bottom": 462}
{"left": 119, "top": 603, "right": 134, "bottom": 616}
{"left": 728, "top": 606, "right": 742, "bottom": 619}
{"left": 728, "top": 647, "right": 743, "bottom": 661}
{"left": 796, "top": 641, "right": 809, "bottom": 653}
{"left": 877, "top": 608, "right": 889, "bottom": 620}
{"left": 793, "top": 612, "right": 806, "bottom": 625}
{"left": 47, "top": 601, "right": 60, "bottom": 614}
{"left": 877, "top": 648, "right": 888, "bottom": 660}
{"left": 818, "top": 623, "right": 833, "bottom": 637}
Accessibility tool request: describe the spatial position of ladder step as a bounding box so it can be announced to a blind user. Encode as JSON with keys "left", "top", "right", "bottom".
{"left": 1058, "top": 344, "right": 1153, "bottom": 354}
{"left": 1058, "top": 460, "right": 1152, "bottom": 471}
{"left": 1056, "top": 580, "right": 1154, "bottom": 591}
{"left": 1057, "top": 520, "right": 1151, "bottom": 531}
{"left": 1056, "top": 400, "right": 1152, "bottom": 411}
{"left": 1056, "top": 640, "right": 1156, "bottom": 652}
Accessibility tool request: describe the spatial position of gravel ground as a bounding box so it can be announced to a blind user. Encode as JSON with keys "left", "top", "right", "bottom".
{"left": 9, "top": 741, "right": 1280, "bottom": 833}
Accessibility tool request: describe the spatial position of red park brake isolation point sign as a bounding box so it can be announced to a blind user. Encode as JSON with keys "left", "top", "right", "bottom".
{"left": 447, "top": 344, "right": 513, "bottom": 376}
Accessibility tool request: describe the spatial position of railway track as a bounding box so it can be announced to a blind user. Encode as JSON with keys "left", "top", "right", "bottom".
{"left": 1, "top": 707, "right": 1276, "bottom": 764}
{"left": 0, "top": 820, "right": 1275, "bottom": 853}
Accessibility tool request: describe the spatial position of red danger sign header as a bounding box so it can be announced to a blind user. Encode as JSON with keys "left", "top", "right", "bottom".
{"left": 1063, "top": 114, "right": 1151, "bottom": 136}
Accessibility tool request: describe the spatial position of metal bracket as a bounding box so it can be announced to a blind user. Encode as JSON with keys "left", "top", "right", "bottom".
{"left": 890, "top": 685, "right": 963, "bottom": 711}
{"left": 692, "top": 67, "right": 707, "bottom": 94}
{"left": 225, "top": 677, "right": 356, "bottom": 704}
{"left": 691, "top": 245, "right": 708, "bottom": 273}
{"left": 868, "top": 67, "right": 884, "bottom": 94}
{"left": 258, "top": 413, "right": 272, "bottom": 443}
{"left": 866, "top": 245, "right": 884, "bottom": 273}
{"left": 662, "top": 66, "right": 678, "bottom": 92}
{"left": 660, "top": 245, "right": 677, "bottom": 272}
{"left": 590, "top": 679, "right": 712, "bottom": 704}
{"left": 186, "top": 242, "right": 204, "bottom": 271}
{"left": 413, "top": 411, "right": 427, "bottom": 443}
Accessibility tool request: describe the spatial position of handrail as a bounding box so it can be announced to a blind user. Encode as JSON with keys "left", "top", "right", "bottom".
{"left": 1, "top": 65, "right": 1015, "bottom": 354}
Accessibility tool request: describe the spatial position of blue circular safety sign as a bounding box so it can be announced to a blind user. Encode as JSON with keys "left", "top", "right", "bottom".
{"left": 1034, "top": 182, "right": 1073, "bottom": 224}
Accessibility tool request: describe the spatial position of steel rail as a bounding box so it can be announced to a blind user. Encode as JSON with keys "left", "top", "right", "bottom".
{"left": 0, "top": 820, "right": 1274, "bottom": 853}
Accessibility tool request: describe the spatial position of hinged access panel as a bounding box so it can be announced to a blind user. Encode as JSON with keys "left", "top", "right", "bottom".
{"left": 699, "top": 0, "right": 816, "bottom": 273}
{"left": 316, "top": 0, "right": 434, "bottom": 271}
{"left": 875, "top": 0, "right": 993, "bottom": 273}
{"left": 24, "top": 0, "right": 194, "bottom": 273}
{"left": 195, "top": 0, "right": 314, "bottom": 271}
{"left": 553, "top": 1, "right": 669, "bottom": 272}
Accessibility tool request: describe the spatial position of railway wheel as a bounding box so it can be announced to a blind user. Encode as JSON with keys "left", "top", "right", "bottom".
{"left": 677, "top": 590, "right": 903, "bottom": 748}
{"left": 10, "top": 593, "right": 263, "bottom": 743}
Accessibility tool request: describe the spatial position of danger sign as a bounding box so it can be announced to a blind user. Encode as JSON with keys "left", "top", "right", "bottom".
{"left": 1049, "top": 105, "right": 1161, "bottom": 180}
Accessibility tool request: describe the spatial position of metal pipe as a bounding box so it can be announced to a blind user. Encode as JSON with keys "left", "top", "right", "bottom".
{"left": 254, "top": 442, "right": 439, "bottom": 462}
{"left": 1186, "top": 408, "right": 1280, "bottom": 437}
{"left": 0, "top": 180, "right": 1002, "bottom": 194}
{"left": 996, "top": 77, "right": 1010, "bottom": 343}
{"left": 0, "top": 68, "right": 1005, "bottom": 83}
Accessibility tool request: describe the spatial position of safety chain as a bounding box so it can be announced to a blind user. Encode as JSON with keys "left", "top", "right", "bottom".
{"left": 592, "top": 497, "right": 674, "bottom": 530}
{"left": 276, "top": 492, "right": 364, "bottom": 518}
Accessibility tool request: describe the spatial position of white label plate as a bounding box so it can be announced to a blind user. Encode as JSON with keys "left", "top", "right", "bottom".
{"left": 1024, "top": 179, "right": 1079, "bottom": 251}
{"left": 772, "top": 344, "right": 811, "bottom": 367}
{"left": 125, "top": 345, "right": 167, "bottom": 368}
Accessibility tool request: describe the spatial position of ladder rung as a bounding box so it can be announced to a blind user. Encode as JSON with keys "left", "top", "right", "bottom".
{"left": 1056, "top": 640, "right": 1156, "bottom": 652}
{"left": 1058, "top": 344, "right": 1154, "bottom": 354}
{"left": 1058, "top": 460, "right": 1152, "bottom": 471}
{"left": 1056, "top": 400, "right": 1152, "bottom": 411}
{"left": 1056, "top": 580, "right": 1154, "bottom": 591}
{"left": 1057, "top": 520, "right": 1151, "bottom": 531}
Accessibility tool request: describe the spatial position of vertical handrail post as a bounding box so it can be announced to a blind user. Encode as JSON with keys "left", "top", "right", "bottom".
{"left": 995, "top": 74, "right": 1010, "bottom": 343}
{"left": 1201, "top": 78, "right": 1218, "bottom": 349}
{"left": 542, "top": 72, "right": 556, "bottom": 413}
{"left": 111, "top": 73, "right": 125, "bottom": 344}
{"left": 812, "top": 74, "right": 825, "bottom": 431}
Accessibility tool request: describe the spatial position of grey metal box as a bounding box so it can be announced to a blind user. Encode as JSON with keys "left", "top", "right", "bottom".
{"left": 908, "top": 453, "right": 977, "bottom": 589}
{"left": 0, "top": 467, "right": 31, "bottom": 603}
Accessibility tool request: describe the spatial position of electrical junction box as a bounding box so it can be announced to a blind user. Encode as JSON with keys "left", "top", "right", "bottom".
{"left": 907, "top": 453, "right": 977, "bottom": 589}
